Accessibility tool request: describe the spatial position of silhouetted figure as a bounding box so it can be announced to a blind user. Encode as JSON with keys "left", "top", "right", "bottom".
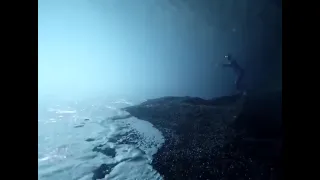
{"left": 221, "top": 54, "right": 245, "bottom": 92}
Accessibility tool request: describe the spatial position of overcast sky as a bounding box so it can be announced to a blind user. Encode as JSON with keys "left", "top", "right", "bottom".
{"left": 38, "top": 0, "right": 281, "bottom": 100}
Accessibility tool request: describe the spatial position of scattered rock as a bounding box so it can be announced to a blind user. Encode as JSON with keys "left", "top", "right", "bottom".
{"left": 85, "top": 138, "right": 95, "bottom": 142}
{"left": 74, "top": 124, "right": 84, "bottom": 128}
{"left": 92, "top": 145, "right": 116, "bottom": 158}
{"left": 108, "top": 137, "right": 117, "bottom": 143}
{"left": 108, "top": 114, "right": 132, "bottom": 120}
{"left": 92, "top": 163, "right": 117, "bottom": 180}
{"left": 117, "top": 129, "right": 143, "bottom": 145}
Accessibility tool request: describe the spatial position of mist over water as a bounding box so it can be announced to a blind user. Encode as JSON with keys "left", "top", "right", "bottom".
{"left": 39, "top": 1, "right": 281, "bottom": 100}
{"left": 38, "top": 0, "right": 281, "bottom": 179}
{"left": 39, "top": 0, "right": 250, "bottom": 100}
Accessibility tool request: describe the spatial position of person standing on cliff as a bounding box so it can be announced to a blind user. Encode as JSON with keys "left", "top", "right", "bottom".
{"left": 220, "top": 54, "right": 245, "bottom": 93}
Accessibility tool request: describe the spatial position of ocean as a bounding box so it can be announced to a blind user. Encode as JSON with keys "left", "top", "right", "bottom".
{"left": 38, "top": 96, "right": 165, "bottom": 180}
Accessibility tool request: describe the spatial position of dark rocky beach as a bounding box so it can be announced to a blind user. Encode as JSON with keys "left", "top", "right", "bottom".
{"left": 123, "top": 91, "right": 282, "bottom": 180}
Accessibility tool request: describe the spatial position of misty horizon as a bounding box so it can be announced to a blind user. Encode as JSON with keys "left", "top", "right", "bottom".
{"left": 38, "top": 0, "right": 282, "bottom": 100}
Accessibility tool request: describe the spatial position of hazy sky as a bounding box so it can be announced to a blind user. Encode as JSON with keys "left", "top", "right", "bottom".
{"left": 38, "top": 0, "right": 281, "bottom": 100}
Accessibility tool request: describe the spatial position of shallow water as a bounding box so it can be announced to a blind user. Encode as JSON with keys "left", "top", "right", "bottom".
{"left": 38, "top": 97, "right": 164, "bottom": 180}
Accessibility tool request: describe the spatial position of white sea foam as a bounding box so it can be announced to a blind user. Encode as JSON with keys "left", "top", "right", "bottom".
{"left": 38, "top": 97, "right": 164, "bottom": 180}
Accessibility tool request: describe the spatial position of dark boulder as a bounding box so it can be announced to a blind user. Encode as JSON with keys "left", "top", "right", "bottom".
{"left": 92, "top": 145, "right": 116, "bottom": 158}
{"left": 85, "top": 138, "right": 95, "bottom": 142}
{"left": 92, "top": 163, "right": 117, "bottom": 180}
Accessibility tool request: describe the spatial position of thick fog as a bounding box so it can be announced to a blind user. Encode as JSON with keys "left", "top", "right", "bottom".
{"left": 38, "top": 0, "right": 282, "bottom": 100}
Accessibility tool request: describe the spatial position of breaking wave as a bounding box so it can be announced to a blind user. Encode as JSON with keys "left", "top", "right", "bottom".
{"left": 38, "top": 97, "right": 165, "bottom": 180}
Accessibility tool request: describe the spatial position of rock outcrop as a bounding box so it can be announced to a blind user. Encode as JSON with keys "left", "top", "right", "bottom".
{"left": 123, "top": 91, "right": 282, "bottom": 180}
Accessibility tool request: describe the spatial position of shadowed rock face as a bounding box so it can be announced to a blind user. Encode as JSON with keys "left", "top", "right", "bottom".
{"left": 123, "top": 91, "right": 282, "bottom": 180}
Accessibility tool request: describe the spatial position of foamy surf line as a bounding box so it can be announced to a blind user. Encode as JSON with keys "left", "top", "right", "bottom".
{"left": 38, "top": 100, "right": 165, "bottom": 180}
{"left": 91, "top": 113, "right": 165, "bottom": 180}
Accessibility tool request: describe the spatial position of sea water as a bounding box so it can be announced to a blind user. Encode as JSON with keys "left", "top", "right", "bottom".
{"left": 38, "top": 96, "right": 165, "bottom": 180}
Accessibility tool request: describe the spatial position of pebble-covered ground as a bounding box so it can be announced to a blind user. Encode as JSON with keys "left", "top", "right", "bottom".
{"left": 124, "top": 92, "right": 282, "bottom": 180}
